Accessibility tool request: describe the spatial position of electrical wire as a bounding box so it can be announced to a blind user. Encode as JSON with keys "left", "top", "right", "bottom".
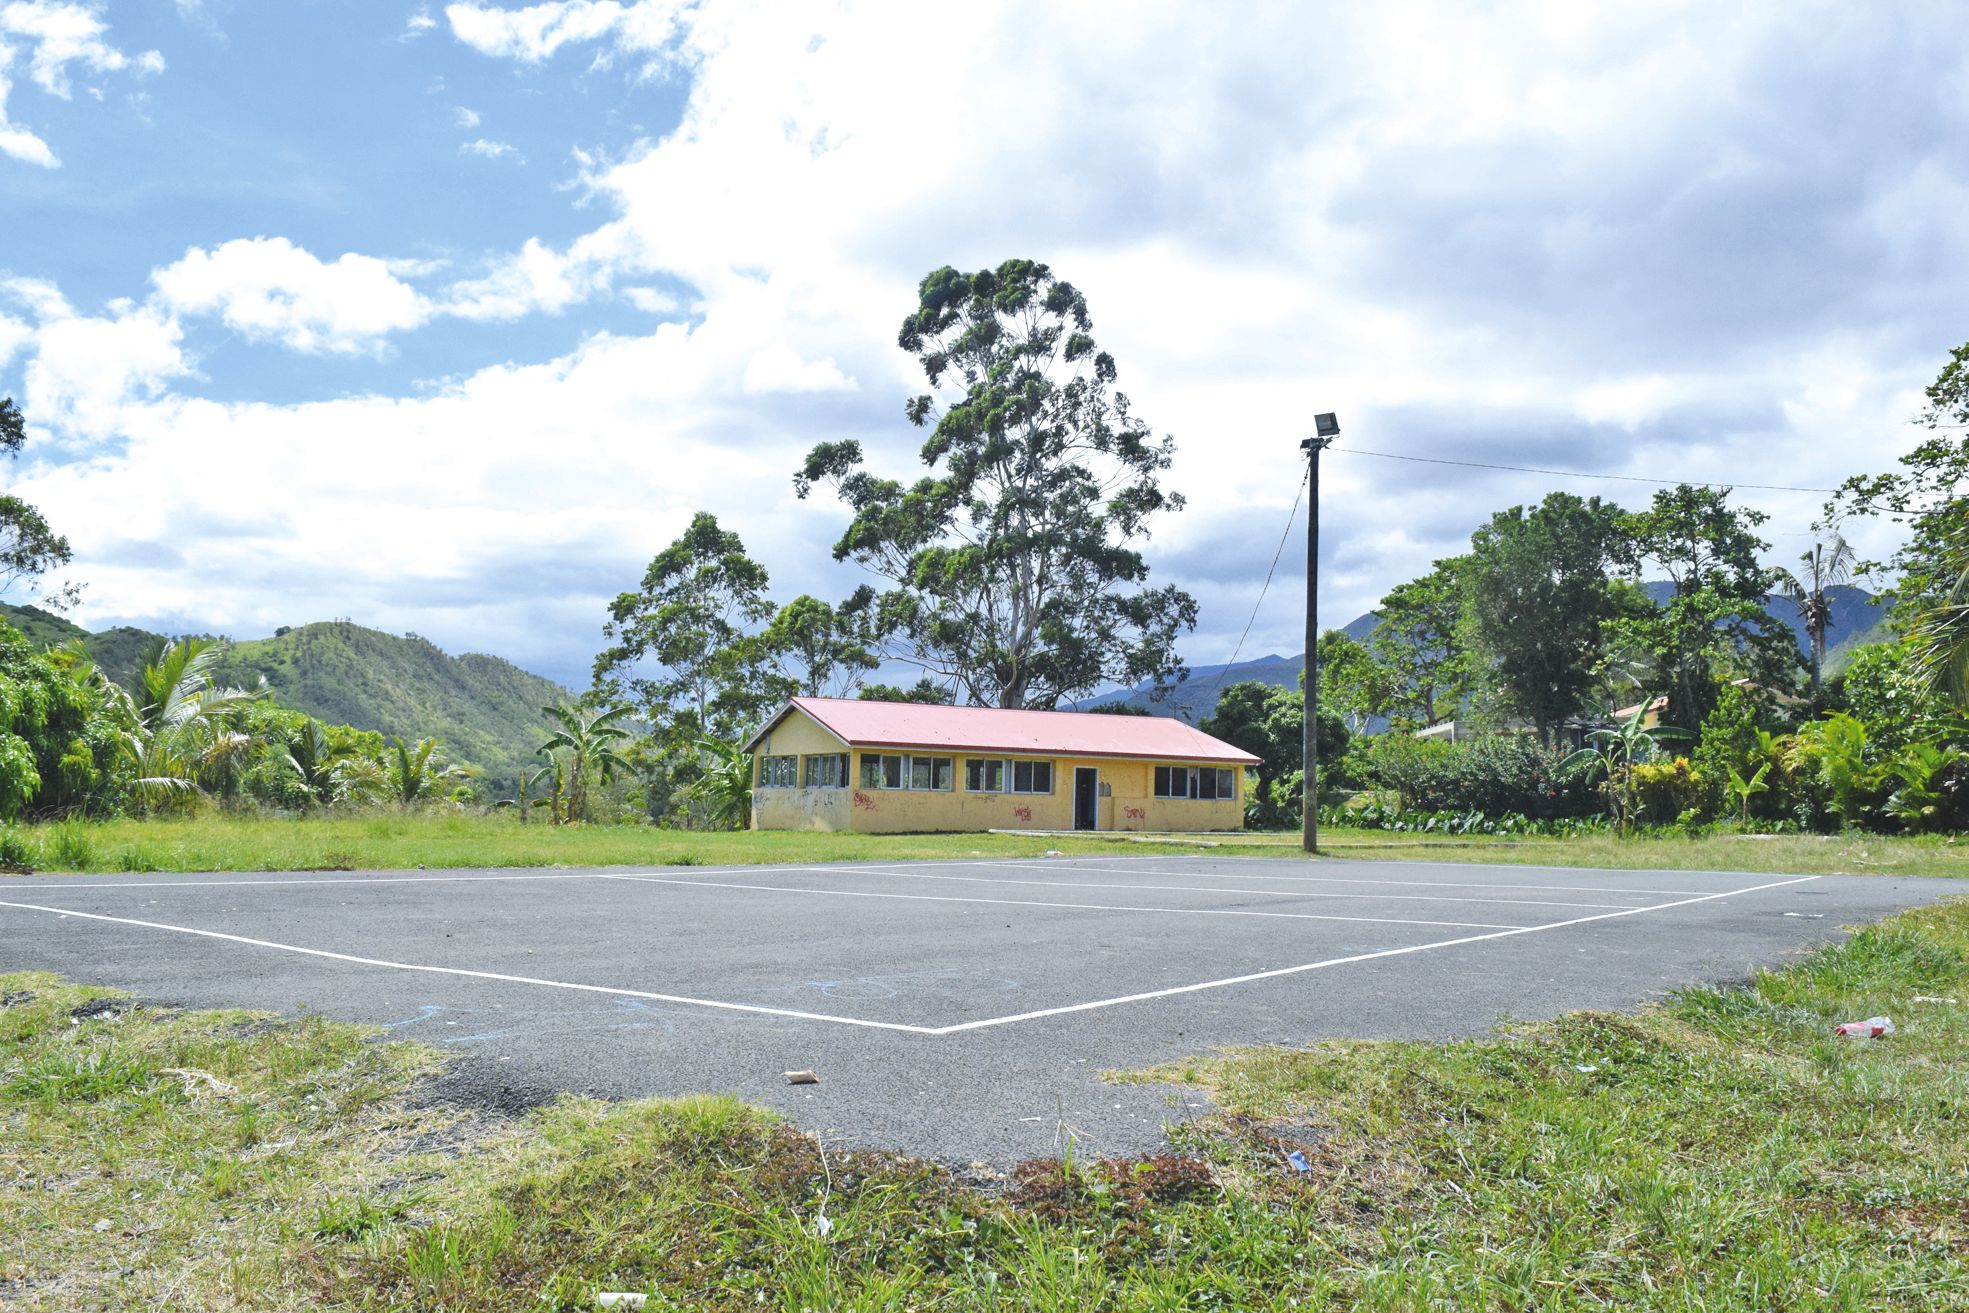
{"left": 1334, "top": 446, "right": 1840, "bottom": 494}
{"left": 1189, "top": 463, "right": 1309, "bottom": 707}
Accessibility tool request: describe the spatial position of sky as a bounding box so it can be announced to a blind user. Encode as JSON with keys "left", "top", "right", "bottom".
{"left": 1, "top": 1, "right": 1965, "bottom": 691}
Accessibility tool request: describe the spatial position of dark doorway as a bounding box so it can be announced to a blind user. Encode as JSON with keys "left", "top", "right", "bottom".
{"left": 1073, "top": 767, "right": 1098, "bottom": 831}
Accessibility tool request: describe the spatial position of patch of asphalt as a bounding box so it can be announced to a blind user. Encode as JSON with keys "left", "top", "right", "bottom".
{"left": 3, "top": 856, "right": 1965, "bottom": 1166}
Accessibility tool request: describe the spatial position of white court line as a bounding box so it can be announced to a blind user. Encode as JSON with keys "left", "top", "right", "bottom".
{"left": 0, "top": 897, "right": 941, "bottom": 1035}
{"left": 833, "top": 864, "right": 1640, "bottom": 910}
{"left": 0, "top": 875, "right": 1824, "bottom": 1036}
{"left": 946, "top": 860, "right": 1700, "bottom": 897}
{"left": 0, "top": 866, "right": 778, "bottom": 894}
{"left": 922, "top": 875, "right": 1825, "bottom": 1034}
{"left": 595, "top": 872, "right": 1523, "bottom": 930}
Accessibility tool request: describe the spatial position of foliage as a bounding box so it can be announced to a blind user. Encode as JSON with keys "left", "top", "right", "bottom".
{"left": 105, "top": 637, "right": 266, "bottom": 811}
{"left": 1776, "top": 534, "right": 1856, "bottom": 702}
{"left": 1362, "top": 732, "right": 1597, "bottom": 821}
{"left": 1315, "top": 628, "right": 1395, "bottom": 734}
{"left": 493, "top": 762, "right": 553, "bottom": 824}
{"left": 761, "top": 592, "right": 879, "bottom": 698}
{"left": 537, "top": 702, "right": 633, "bottom": 824}
{"left": 1322, "top": 800, "right": 1607, "bottom": 837}
{"left": 1198, "top": 679, "right": 1348, "bottom": 829}
{"left": 0, "top": 621, "right": 109, "bottom": 817}
{"left": 1371, "top": 557, "right": 1472, "bottom": 729}
{"left": 688, "top": 735, "right": 754, "bottom": 831}
{"left": 1904, "top": 526, "right": 1969, "bottom": 711}
{"left": 596, "top": 512, "right": 785, "bottom": 745}
{"left": 1723, "top": 762, "right": 1771, "bottom": 827}
{"left": 383, "top": 737, "right": 470, "bottom": 807}
{"left": 1628, "top": 757, "right": 1707, "bottom": 825}
{"left": 1563, "top": 699, "right": 1689, "bottom": 832}
{"left": 1462, "top": 492, "right": 1630, "bottom": 743}
{"left": 794, "top": 259, "right": 1197, "bottom": 709}
{"left": 1786, "top": 712, "right": 1878, "bottom": 829}
{"left": 0, "top": 396, "right": 77, "bottom": 611}
{"left": 1610, "top": 485, "right": 1798, "bottom": 731}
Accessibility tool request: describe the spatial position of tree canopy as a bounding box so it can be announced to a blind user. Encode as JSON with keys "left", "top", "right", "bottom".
{"left": 794, "top": 260, "right": 1196, "bottom": 709}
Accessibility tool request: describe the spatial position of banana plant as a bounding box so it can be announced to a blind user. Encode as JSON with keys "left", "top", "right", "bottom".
{"left": 1563, "top": 696, "right": 1688, "bottom": 833}
{"left": 385, "top": 736, "right": 469, "bottom": 806}
{"left": 494, "top": 761, "right": 555, "bottom": 824}
{"left": 689, "top": 735, "right": 754, "bottom": 831}
{"left": 1724, "top": 762, "right": 1771, "bottom": 828}
{"left": 107, "top": 637, "right": 265, "bottom": 810}
{"left": 537, "top": 703, "right": 634, "bottom": 824}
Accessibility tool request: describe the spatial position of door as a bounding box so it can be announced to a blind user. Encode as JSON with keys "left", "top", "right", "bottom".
{"left": 1073, "top": 767, "right": 1098, "bottom": 831}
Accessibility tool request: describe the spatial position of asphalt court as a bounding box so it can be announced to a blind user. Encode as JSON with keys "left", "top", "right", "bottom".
{"left": 5, "top": 855, "right": 1965, "bottom": 1162}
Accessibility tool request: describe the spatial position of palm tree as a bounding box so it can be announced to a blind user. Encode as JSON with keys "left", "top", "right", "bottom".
{"left": 690, "top": 735, "right": 754, "bottom": 831}
{"left": 1908, "top": 536, "right": 1969, "bottom": 710}
{"left": 384, "top": 736, "right": 469, "bottom": 806}
{"left": 108, "top": 637, "right": 264, "bottom": 809}
{"left": 1776, "top": 534, "right": 1856, "bottom": 703}
{"left": 537, "top": 703, "right": 634, "bottom": 823}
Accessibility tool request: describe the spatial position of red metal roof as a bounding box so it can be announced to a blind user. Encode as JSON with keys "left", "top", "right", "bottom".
{"left": 747, "top": 696, "right": 1260, "bottom": 764}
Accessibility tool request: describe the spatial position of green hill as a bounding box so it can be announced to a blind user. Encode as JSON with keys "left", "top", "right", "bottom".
{"left": 0, "top": 605, "right": 570, "bottom": 791}
{"left": 211, "top": 622, "right": 569, "bottom": 790}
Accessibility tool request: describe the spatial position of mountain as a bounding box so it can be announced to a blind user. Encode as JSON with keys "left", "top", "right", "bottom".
{"left": 1096, "top": 582, "right": 1888, "bottom": 725}
{"left": 212, "top": 623, "right": 570, "bottom": 791}
{"left": 0, "top": 606, "right": 570, "bottom": 790}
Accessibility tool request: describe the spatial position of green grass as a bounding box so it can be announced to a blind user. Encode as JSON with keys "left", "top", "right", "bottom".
{"left": 6, "top": 901, "right": 1969, "bottom": 1309}
{"left": 3, "top": 811, "right": 1967, "bottom": 879}
{"left": 0, "top": 812, "right": 1244, "bottom": 876}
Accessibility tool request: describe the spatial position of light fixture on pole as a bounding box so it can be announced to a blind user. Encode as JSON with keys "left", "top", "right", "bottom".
{"left": 1300, "top": 411, "right": 1339, "bottom": 855}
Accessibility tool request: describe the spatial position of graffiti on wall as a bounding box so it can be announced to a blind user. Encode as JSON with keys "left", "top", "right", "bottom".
{"left": 853, "top": 791, "right": 877, "bottom": 811}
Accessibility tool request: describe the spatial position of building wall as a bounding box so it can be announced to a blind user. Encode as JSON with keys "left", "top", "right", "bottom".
{"left": 751, "top": 709, "right": 1246, "bottom": 833}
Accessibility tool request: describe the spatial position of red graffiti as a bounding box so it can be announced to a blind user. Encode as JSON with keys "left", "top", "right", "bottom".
{"left": 1124, "top": 806, "right": 1146, "bottom": 821}
{"left": 1012, "top": 805, "right": 1033, "bottom": 823}
{"left": 853, "top": 790, "right": 877, "bottom": 811}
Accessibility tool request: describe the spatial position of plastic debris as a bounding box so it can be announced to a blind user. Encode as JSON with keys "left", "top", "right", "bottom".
{"left": 596, "top": 1296, "right": 648, "bottom": 1310}
{"left": 1912, "top": 996, "right": 1959, "bottom": 1005}
{"left": 1285, "top": 1150, "right": 1311, "bottom": 1175}
{"left": 784, "top": 1070, "right": 819, "bottom": 1085}
{"left": 815, "top": 1213, "right": 834, "bottom": 1239}
{"left": 1042, "top": 849, "right": 1065, "bottom": 857}
{"left": 1574, "top": 1064, "right": 1600, "bottom": 1074}
{"left": 1833, "top": 1016, "right": 1895, "bottom": 1038}
{"left": 161, "top": 1067, "right": 238, "bottom": 1099}
{"left": 1782, "top": 912, "right": 1825, "bottom": 919}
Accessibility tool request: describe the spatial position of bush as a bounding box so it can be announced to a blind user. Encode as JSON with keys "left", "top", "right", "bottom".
{"left": 1629, "top": 757, "right": 1707, "bottom": 824}
{"left": 1322, "top": 801, "right": 1606, "bottom": 837}
{"left": 1360, "top": 733, "right": 1598, "bottom": 820}
{"left": 0, "top": 822, "right": 34, "bottom": 871}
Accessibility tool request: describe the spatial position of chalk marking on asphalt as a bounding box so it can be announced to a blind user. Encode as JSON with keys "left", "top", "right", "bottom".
{"left": 830, "top": 864, "right": 1642, "bottom": 910}
{"left": 595, "top": 872, "right": 1525, "bottom": 930}
{"left": 946, "top": 860, "right": 1704, "bottom": 897}
{"left": 917, "top": 875, "right": 1824, "bottom": 1034}
{"left": 0, "top": 898, "right": 945, "bottom": 1035}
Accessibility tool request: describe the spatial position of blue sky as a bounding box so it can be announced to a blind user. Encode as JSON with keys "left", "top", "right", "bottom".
{"left": 1, "top": 1, "right": 1965, "bottom": 690}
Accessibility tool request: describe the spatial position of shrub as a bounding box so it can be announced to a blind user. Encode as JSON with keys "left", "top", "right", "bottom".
{"left": 0, "top": 822, "right": 34, "bottom": 871}
{"left": 1360, "top": 733, "right": 1598, "bottom": 819}
{"left": 1629, "top": 757, "right": 1707, "bottom": 825}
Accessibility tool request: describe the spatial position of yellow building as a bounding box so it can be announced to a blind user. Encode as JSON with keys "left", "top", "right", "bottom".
{"left": 742, "top": 696, "right": 1260, "bottom": 833}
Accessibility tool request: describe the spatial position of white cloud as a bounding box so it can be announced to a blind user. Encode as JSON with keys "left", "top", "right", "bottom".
{"left": 453, "top": 104, "right": 480, "bottom": 128}
{"left": 443, "top": 1, "right": 685, "bottom": 63}
{"left": 151, "top": 237, "right": 431, "bottom": 355}
{"left": 401, "top": 7, "right": 438, "bottom": 39}
{"left": 459, "top": 136, "right": 518, "bottom": 160}
{"left": 23, "top": 305, "right": 186, "bottom": 439}
{"left": 12, "top": 0, "right": 1969, "bottom": 686}
{"left": 0, "top": 2, "right": 163, "bottom": 167}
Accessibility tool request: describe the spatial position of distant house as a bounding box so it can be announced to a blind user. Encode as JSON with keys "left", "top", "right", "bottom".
{"left": 1613, "top": 679, "right": 1804, "bottom": 729}
{"left": 742, "top": 696, "right": 1259, "bottom": 833}
{"left": 1416, "top": 716, "right": 1598, "bottom": 749}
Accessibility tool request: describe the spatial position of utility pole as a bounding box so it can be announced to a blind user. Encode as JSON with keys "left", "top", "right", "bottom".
{"left": 1301, "top": 412, "right": 1340, "bottom": 854}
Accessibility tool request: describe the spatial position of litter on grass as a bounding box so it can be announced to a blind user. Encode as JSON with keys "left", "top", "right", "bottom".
{"left": 784, "top": 1070, "right": 819, "bottom": 1085}
{"left": 1285, "top": 1150, "right": 1312, "bottom": 1175}
{"left": 596, "top": 1295, "right": 647, "bottom": 1310}
{"left": 1911, "top": 995, "right": 1959, "bottom": 1005}
{"left": 1833, "top": 1016, "right": 1895, "bottom": 1038}
{"left": 1574, "top": 1064, "right": 1600, "bottom": 1074}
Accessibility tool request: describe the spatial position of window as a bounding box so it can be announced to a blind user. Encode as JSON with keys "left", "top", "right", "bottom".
{"left": 859, "top": 753, "right": 952, "bottom": 791}
{"left": 965, "top": 758, "right": 1053, "bottom": 793}
{"left": 760, "top": 755, "right": 798, "bottom": 788}
{"left": 1154, "top": 765, "right": 1238, "bottom": 800}
{"left": 803, "top": 753, "right": 849, "bottom": 788}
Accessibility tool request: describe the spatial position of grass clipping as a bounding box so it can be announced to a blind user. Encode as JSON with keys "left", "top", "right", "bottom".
{"left": 4, "top": 902, "right": 1969, "bottom": 1310}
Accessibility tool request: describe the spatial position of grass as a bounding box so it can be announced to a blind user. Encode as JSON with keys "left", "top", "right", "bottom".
{"left": 2, "top": 811, "right": 1967, "bottom": 879}
{"left": 6, "top": 900, "right": 1969, "bottom": 1309}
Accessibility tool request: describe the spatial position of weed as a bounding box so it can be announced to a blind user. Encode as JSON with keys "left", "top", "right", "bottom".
{"left": 46, "top": 818, "right": 92, "bottom": 869}
{"left": 0, "top": 823, "right": 36, "bottom": 871}
{"left": 6, "top": 1047, "right": 162, "bottom": 1103}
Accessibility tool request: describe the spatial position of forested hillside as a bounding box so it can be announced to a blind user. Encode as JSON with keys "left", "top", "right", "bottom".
{"left": 0, "top": 606, "right": 569, "bottom": 789}
{"left": 210, "top": 622, "right": 569, "bottom": 790}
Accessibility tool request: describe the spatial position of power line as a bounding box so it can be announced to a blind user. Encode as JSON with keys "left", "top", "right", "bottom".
{"left": 1335, "top": 446, "right": 1841, "bottom": 494}
{"left": 1189, "top": 464, "right": 1309, "bottom": 709}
